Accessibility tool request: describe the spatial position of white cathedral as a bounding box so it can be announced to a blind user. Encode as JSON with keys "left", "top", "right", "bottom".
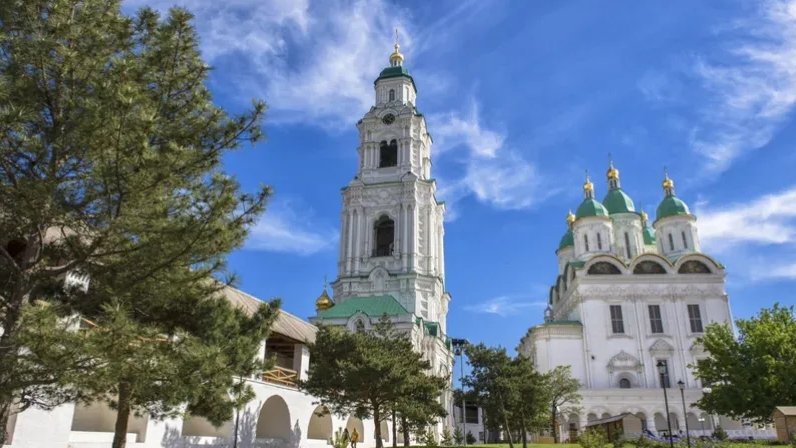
{"left": 517, "top": 166, "right": 769, "bottom": 440}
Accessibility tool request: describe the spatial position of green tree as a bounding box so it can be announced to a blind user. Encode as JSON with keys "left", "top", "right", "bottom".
{"left": 0, "top": 0, "right": 271, "bottom": 445}
{"left": 300, "top": 317, "right": 446, "bottom": 448}
{"left": 510, "top": 355, "right": 548, "bottom": 448}
{"left": 542, "top": 365, "right": 581, "bottom": 443}
{"left": 463, "top": 344, "right": 518, "bottom": 448}
{"left": 694, "top": 304, "right": 796, "bottom": 424}
{"left": 393, "top": 370, "right": 448, "bottom": 447}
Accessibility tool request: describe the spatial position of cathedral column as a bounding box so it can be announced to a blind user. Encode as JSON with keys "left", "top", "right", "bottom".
{"left": 353, "top": 209, "right": 361, "bottom": 273}
{"left": 345, "top": 209, "right": 354, "bottom": 274}
{"left": 402, "top": 203, "right": 409, "bottom": 270}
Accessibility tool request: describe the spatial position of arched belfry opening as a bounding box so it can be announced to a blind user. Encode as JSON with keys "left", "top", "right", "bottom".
{"left": 379, "top": 139, "right": 398, "bottom": 167}
{"left": 373, "top": 215, "right": 395, "bottom": 257}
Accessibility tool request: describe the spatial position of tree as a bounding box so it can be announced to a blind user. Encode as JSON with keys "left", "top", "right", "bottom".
{"left": 542, "top": 365, "right": 581, "bottom": 443}
{"left": 300, "top": 317, "right": 447, "bottom": 448}
{"left": 463, "top": 344, "right": 518, "bottom": 448}
{"left": 694, "top": 304, "right": 796, "bottom": 424}
{"left": 0, "top": 0, "right": 270, "bottom": 445}
{"left": 393, "top": 369, "right": 448, "bottom": 447}
{"left": 510, "top": 356, "right": 548, "bottom": 448}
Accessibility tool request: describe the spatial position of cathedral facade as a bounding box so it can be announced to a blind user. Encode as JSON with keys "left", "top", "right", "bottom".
{"left": 517, "top": 165, "right": 768, "bottom": 440}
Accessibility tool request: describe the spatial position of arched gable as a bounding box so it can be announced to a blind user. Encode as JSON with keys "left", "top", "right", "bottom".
{"left": 629, "top": 253, "right": 673, "bottom": 274}
{"left": 584, "top": 255, "right": 627, "bottom": 275}
{"left": 675, "top": 254, "right": 722, "bottom": 274}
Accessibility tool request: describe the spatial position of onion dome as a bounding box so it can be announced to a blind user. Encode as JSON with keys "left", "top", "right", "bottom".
{"left": 558, "top": 211, "right": 575, "bottom": 251}
{"left": 389, "top": 43, "right": 404, "bottom": 67}
{"left": 656, "top": 172, "right": 690, "bottom": 221}
{"left": 315, "top": 288, "right": 333, "bottom": 311}
{"left": 640, "top": 211, "right": 656, "bottom": 244}
{"left": 602, "top": 161, "right": 636, "bottom": 214}
{"left": 575, "top": 175, "right": 609, "bottom": 218}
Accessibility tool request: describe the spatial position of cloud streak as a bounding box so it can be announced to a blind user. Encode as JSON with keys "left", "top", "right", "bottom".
{"left": 689, "top": 0, "right": 796, "bottom": 172}
{"left": 464, "top": 296, "right": 547, "bottom": 317}
{"left": 246, "top": 200, "right": 337, "bottom": 256}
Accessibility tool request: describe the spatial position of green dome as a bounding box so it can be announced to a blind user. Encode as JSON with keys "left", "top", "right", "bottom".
{"left": 375, "top": 66, "right": 416, "bottom": 90}
{"left": 575, "top": 198, "right": 609, "bottom": 219}
{"left": 602, "top": 189, "right": 636, "bottom": 214}
{"left": 643, "top": 226, "right": 656, "bottom": 245}
{"left": 558, "top": 229, "right": 574, "bottom": 250}
{"left": 656, "top": 195, "right": 690, "bottom": 221}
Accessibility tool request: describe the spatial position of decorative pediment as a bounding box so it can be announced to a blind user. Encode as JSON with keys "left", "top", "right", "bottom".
{"left": 607, "top": 350, "right": 642, "bottom": 373}
{"left": 649, "top": 338, "right": 675, "bottom": 355}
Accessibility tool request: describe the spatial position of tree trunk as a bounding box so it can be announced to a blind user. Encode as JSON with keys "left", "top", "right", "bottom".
{"left": 497, "top": 392, "right": 513, "bottom": 448}
{"left": 373, "top": 405, "right": 382, "bottom": 448}
{"left": 551, "top": 405, "right": 558, "bottom": 444}
{"left": 401, "top": 416, "right": 410, "bottom": 447}
{"left": 391, "top": 408, "right": 397, "bottom": 448}
{"left": 112, "top": 382, "right": 133, "bottom": 448}
{"left": 0, "top": 400, "right": 11, "bottom": 446}
{"left": 521, "top": 412, "right": 528, "bottom": 448}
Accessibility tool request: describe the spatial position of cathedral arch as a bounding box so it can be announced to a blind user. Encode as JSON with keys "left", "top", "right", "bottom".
{"left": 348, "top": 313, "right": 370, "bottom": 333}
{"left": 629, "top": 254, "right": 673, "bottom": 274}
{"left": 256, "top": 395, "right": 291, "bottom": 440}
{"left": 675, "top": 254, "right": 721, "bottom": 274}
{"left": 389, "top": 89, "right": 395, "bottom": 101}
{"left": 379, "top": 139, "right": 398, "bottom": 167}
{"left": 587, "top": 261, "right": 622, "bottom": 275}
{"left": 346, "top": 416, "right": 365, "bottom": 441}
{"left": 307, "top": 406, "right": 333, "bottom": 440}
{"left": 678, "top": 260, "right": 711, "bottom": 274}
{"left": 373, "top": 215, "right": 395, "bottom": 256}
{"left": 632, "top": 260, "right": 667, "bottom": 274}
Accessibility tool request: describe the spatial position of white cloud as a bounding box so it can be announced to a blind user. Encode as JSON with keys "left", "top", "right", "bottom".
{"left": 431, "top": 101, "right": 545, "bottom": 216}
{"left": 689, "top": 0, "right": 796, "bottom": 172}
{"left": 696, "top": 186, "right": 796, "bottom": 251}
{"left": 246, "top": 200, "right": 337, "bottom": 256}
{"left": 124, "top": 0, "right": 412, "bottom": 128}
{"left": 464, "top": 296, "right": 547, "bottom": 317}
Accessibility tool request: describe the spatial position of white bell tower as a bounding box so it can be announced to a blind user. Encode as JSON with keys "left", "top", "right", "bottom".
{"left": 331, "top": 41, "right": 450, "bottom": 334}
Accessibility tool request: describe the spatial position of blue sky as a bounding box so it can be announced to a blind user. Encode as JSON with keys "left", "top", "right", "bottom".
{"left": 125, "top": 0, "right": 796, "bottom": 353}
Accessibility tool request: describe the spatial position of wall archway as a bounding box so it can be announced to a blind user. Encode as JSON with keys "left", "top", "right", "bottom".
{"left": 307, "top": 405, "right": 333, "bottom": 441}
{"left": 346, "top": 416, "right": 365, "bottom": 442}
{"left": 654, "top": 413, "right": 668, "bottom": 434}
{"left": 380, "top": 420, "right": 389, "bottom": 441}
{"left": 256, "top": 395, "right": 291, "bottom": 440}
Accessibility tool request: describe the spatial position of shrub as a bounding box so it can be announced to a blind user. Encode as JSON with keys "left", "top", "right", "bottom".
{"left": 440, "top": 428, "right": 453, "bottom": 446}
{"left": 578, "top": 428, "right": 607, "bottom": 448}
{"left": 465, "top": 431, "right": 476, "bottom": 445}
{"left": 453, "top": 427, "right": 464, "bottom": 445}
{"left": 713, "top": 426, "right": 728, "bottom": 441}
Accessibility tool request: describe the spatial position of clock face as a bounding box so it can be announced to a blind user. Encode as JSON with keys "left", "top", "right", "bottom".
{"left": 382, "top": 113, "right": 395, "bottom": 125}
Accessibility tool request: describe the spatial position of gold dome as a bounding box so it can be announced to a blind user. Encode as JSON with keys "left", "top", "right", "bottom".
{"left": 662, "top": 174, "right": 674, "bottom": 192}
{"left": 583, "top": 176, "right": 594, "bottom": 193}
{"left": 566, "top": 210, "right": 576, "bottom": 226}
{"left": 607, "top": 165, "right": 619, "bottom": 180}
{"left": 315, "top": 289, "right": 333, "bottom": 311}
{"left": 389, "top": 43, "right": 404, "bottom": 66}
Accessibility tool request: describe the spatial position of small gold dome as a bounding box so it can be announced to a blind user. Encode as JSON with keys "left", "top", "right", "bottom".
{"left": 389, "top": 43, "right": 404, "bottom": 66}
{"left": 607, "top": 166, "right": 619, "bottom": 180}
{"left": 583, "top": 176, "right": 594, "bottom": 193}
{"left": 315, "top": 289, "right": 333, "bottom": 311}
{"left": 566, "top": 210, "right": 576, "bottom": 225}
{"left": 662, "top": 175, "right": 674, "bottom": 191}
{"left": 640, "top": 210, "right": 649, "bottom": 222}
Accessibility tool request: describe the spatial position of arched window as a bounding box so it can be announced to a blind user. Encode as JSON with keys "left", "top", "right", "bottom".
{"left": 597, "top": 233, "right": 603, "bottom": 250}
{"left": 624, "top": 232, "right": 631, "bottom": 259}
{"left": 619, "top": 378, "right": 631, "bottom": 389}
{"left": 389, "top": 89, "right": 395, "bottom": 101}
{"left": 588, "top": 262, "right": 621, "bottom": 275}
{"left": 678, "top": 260, "right": 711, "bottom": 274}
{"left": 374, "top": 215, "right": 395, "bottom": 256}
{"left": 379, "top": 139, "right": 398, "bottom": 167}
{"left": 355, "top": 319, "right": 365, "bottom": 333}
{"left": 681, "top": 231, "right": 688, "bottom": 249}
{"left": 633, "top": 260, "right": 666, "bottom": 274}
{"left": 584, "top": 234, "right": 590, "bottom": 251}
{"left": 668, "top": 233, "right": 675, "bottom": 251}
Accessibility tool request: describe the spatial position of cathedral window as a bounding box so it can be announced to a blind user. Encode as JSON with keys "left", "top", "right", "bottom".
{"left": 355, "top": 319, "right": 366, "bottom": 333}
{"left": 610, "top": 305, "right": 625, "bottom": 334}
{"left": 681, "top": 231, "right": 688, "bottom": 249}
{"left": 389, "top": 89, "right": 395, "bottom": 101}
{"left": 668, "top": 233, "right": 675, "bottom": 251}
{"left": 619, "top": 378, "right": 632, "bottom": 389}
{"left": 687, "top": 304, "right": 704, "bottom": 333}
{"left": 373, "top": 215, "right": 395, "bottom": 257}
{"left": 648, "top": 305, "right": 664, "bottom": 334}
{"left": 379, "top": 139, "right": 398, "bottom": 167}
{"left": 624, "top": 232, "right": 631, "bottom": 259}
{"left": 597, "top": 233, "right": 603, "bottom": 250}
{"left": 584, "top": 234, "right": 590, "bottom": 252}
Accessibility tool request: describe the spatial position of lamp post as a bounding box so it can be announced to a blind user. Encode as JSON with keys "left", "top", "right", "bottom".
{"left": 452, "top": 338, "right": 469, "bottom": 447}
{"left": 677, "top": 380, "right": 691, "bottom": 448}
{"left": 656, "top": 361, "right": 674, "bottom": 448}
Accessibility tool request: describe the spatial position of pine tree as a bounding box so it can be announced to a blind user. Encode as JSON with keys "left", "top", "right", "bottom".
{"left": 0, "top": 1, "right": 271, "bottom": 445}
{"left": 542, "top": 365, "right": 581, "bottom": 443}
{"left": 301, "top": 317, "right": 447, "bottom": 448}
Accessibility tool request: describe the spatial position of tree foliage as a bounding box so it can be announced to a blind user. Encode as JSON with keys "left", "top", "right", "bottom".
{"left": 0, "top": 0, "right": 273, "bottom": 446}
{"left": 543, "top": 365, "right": 581, "bottom": 443}
{"left": 300, "top": 317, "right": 447, "bottom": 448}
{"left": 694, "top": 304, "right": 796, "bottom": 424}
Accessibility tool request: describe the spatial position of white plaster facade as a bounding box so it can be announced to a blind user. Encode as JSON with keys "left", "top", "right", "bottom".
{"left": 518, "top": 168, "right": 774, "bottom": 441}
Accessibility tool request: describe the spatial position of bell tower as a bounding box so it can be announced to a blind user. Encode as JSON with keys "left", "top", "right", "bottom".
{"left": 326, "top": 42, "right": 450, "bottom": 335}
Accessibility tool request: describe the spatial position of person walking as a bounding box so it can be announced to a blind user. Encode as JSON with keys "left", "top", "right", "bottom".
{"left": 350, "top": 428, "right": 359, "bottom": 448}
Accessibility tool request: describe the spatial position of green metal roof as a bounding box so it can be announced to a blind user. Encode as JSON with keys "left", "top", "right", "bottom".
{"left": 424, "top": 321, "right": 439, "bottom": 337}
{"left": 575, "top": 198, "right": 609, "bottom": 219}
{"left": 375, "top": 66, "right": 417, "bottom": 91}
{"left": 656, "top": 195, "right": 690, "bottom": 221}
{"left": 643, "top": 226, "right": 656, "bottom": 245}
{"left": 568, "top": 260, "right": 585, "bottom": 269}
{"left": 602, "top": 189, "right": 636, "bottom": 214}
{"left": 558, "top": 229, "right": 574, "bottom": 250}
{"left": 315, "top": 295, "right": 410, "bottom": 319}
